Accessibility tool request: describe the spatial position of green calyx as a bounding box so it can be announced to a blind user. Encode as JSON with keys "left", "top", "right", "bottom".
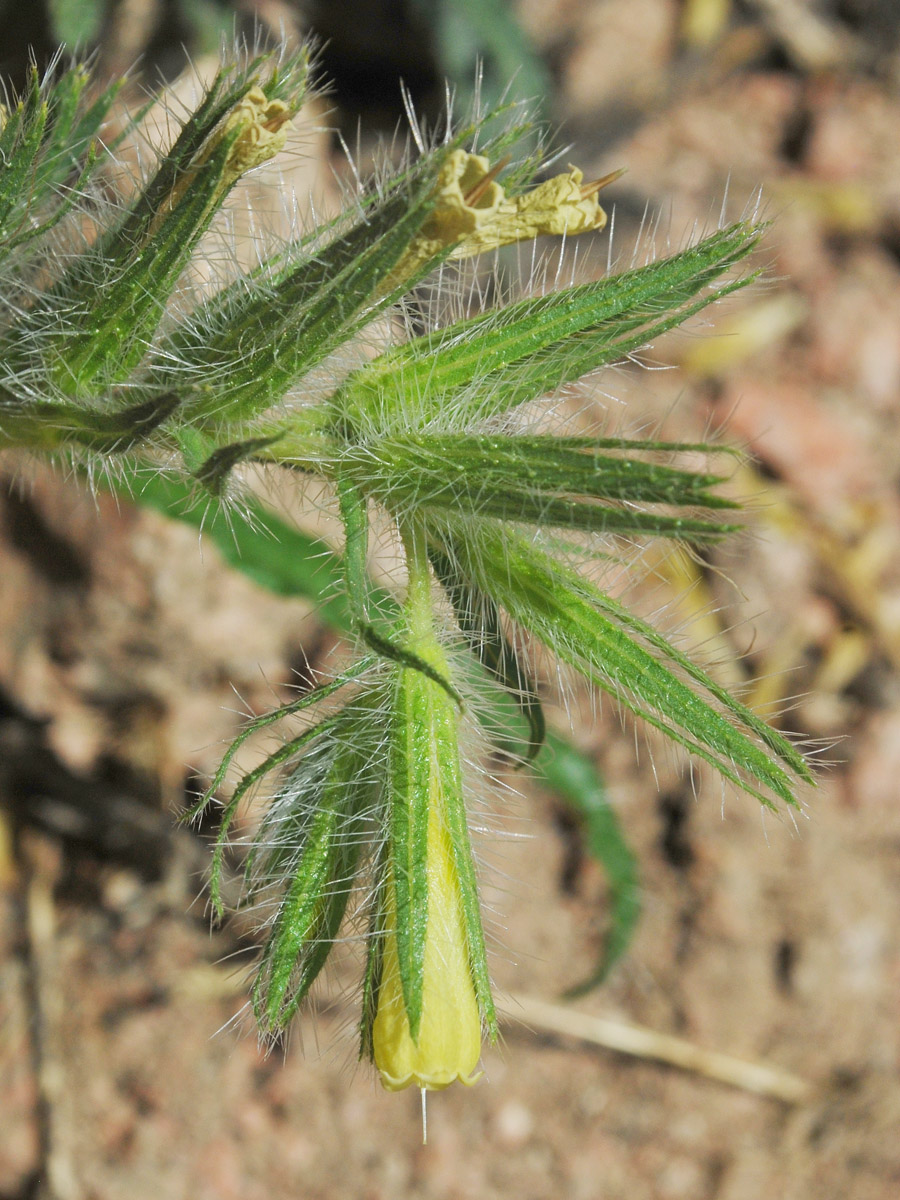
{"left": 377, "top": 520, "right": 495, "bottom": 1047}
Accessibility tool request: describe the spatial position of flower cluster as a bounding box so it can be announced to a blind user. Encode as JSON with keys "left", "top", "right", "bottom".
{"left": 0, "top": 49, "right": 811, "bottom": 1091}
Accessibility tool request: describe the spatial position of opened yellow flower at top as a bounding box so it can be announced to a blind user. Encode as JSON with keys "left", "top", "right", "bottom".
{"left": 381, "top": 149, "right": 621, "bottom": 297}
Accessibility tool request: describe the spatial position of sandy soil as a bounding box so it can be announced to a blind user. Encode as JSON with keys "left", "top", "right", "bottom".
{"left": 2, "top": 2, "right": 900, "bottom": 1197}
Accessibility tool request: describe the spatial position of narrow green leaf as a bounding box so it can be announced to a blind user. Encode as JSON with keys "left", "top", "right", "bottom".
{"left": 184, "top": 656, "right": 378, "bottom": 916}
{"left": 335, "top": 222, "right": 764, "bottom": 430}
{"left": 35, "top": 132, "right": 242, "bottom": 395}
{"left": 448, "top": 527, "right": 810, "bottom": 808}
{"left": 0, "top": 77, "right": 49, "bottom": 240}
{"left": 111, "top": 468, "right": 356, "bottom": 630}
{"left": 540, "top": 729, "right": 640, "bottom": 990}
{"left": 362, "top": 433, "right": 737, "bottom": 507}
{"left": 355, "top": 431, "right": 736, "bottom": 492}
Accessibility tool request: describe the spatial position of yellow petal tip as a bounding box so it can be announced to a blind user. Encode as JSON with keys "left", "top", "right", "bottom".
{"left": 378, "top": 1066, "right": 483, "bottom": 1093}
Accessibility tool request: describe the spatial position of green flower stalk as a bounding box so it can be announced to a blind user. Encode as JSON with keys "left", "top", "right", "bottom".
{"left": 1, "top": 50, "right": 813, "bottom": 1093}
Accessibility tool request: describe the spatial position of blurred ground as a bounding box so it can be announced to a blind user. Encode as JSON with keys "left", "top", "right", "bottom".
{"left": 2, "top": 1, "right": 900, "bottom": 1197}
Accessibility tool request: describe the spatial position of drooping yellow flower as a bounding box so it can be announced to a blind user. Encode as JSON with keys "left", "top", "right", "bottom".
{"left": 373, "top": 792, "right": 482, "bottom": 1092}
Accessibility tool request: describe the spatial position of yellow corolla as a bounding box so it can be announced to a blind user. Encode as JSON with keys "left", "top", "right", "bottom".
{"left": 151, "top": 88, "right": 293, "bottom": 237}
{"left": 373, "top": 796, "right": 483, "bottom": 1092}
{"left": 380, "top": 149, "right": 619, "bottom": 297}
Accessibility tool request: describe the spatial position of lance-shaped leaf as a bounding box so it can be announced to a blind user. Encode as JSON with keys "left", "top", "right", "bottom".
{"left": 2, "top": 51, "right": 308, "bottom": 401}
{"left": 251, "top": 700, "right": 384, "bottom": 1036}
{"left": 334, "top": 221, "right": 764, "bottom": 432}
{"left": 540, "top": 728, "right": 641, "bottom": 991}
{"left": 351, "top": 431, "right": 740, "bottom": 542}
{"left": 444, "top": 526, "right": 812, "bottom": 808}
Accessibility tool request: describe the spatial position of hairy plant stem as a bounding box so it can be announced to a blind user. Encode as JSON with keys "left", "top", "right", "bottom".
{"left": 400, "top": 516, "right": 440, "bottom": 652}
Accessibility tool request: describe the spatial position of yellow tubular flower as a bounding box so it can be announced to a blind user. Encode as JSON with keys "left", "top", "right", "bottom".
{"left": 373, "top": 793, "right": 483, "bottom": 1092}
{"left": 215, "top": 86, "right": 292, "bottom": 188}
{"left": 381, "top": 149, "right": 618, "bottom": 296}
{"left": 152, "top": 87, "right": 292, "bottom": 233}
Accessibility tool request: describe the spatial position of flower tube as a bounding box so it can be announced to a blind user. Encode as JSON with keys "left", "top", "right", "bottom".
{"left": 373, "top": 779, "right": 483, "bottom": 1091}
{"left": 364, "top": 586, "right": 496, "bottom": 1092}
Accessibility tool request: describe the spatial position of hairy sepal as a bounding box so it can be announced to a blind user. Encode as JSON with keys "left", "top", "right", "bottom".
{"left": 251, "top": 698, "right": 384, "bottom": 1037}
{"left": 334, "top": 222, "right": 765, "bottom": 432}
{"left": 446, "top": 527, "right": 811, "bottom": 808}
{"left": 350, "top": 432, "right": 740, "bottom": 542}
